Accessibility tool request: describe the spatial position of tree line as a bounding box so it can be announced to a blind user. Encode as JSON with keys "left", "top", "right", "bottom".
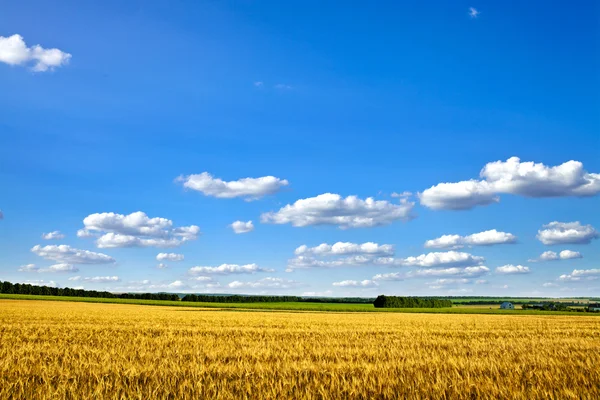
{"left": 0, "top": 281, "right": 179, "bottom": 301}
{"left": 373, "top": 295, "right": 453, "bottom": 308}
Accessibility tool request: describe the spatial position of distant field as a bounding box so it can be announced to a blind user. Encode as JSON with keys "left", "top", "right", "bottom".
{"left": 1, "top": 300, "right": 598, "bottom": 399}
{"left": 0, "top": 294, "right": 595, "bottom": 315}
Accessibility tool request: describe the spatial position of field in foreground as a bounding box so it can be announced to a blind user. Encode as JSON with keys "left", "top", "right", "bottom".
{"left": 1, "top": 300, "right": 599, "bottom": 399}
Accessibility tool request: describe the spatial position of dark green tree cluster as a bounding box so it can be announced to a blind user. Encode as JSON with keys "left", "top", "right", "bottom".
{"left": 521, "top": 302, "right": 568, "bottom": 311}
{"left": 373, "top": 295, "right": 452, "bottom": 308}
{"left": 0, "top": 280, "right": 179, "bottom": 301}
{"left": 181, "top": 294, "right": 301, "bottom": 303}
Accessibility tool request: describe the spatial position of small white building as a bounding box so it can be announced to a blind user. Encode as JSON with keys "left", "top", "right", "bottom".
{"left": 500, "top": 302, "right": 514, "bottom": 310}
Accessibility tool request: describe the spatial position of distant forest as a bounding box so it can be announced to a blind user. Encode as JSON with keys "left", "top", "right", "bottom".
{"left": 0, "top": 281, "right": 179, "bottom": 301}
{"left": 374, "top": 295, "right": 453, "bottom": 308}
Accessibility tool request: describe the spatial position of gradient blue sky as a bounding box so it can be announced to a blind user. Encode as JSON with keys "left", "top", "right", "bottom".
{"left": 1, "top": 0, "right": 599, "bottom": 296}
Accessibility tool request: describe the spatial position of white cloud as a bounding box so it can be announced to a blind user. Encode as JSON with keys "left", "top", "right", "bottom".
{"left": 77, "top": 229, "right": 96, "bottom": 238}
{"left": 157, "top": 263, "right": 168, "bottom": 269}
{"left": 332, "top": 280, "right": 378, "bottom": 288}
{"left": 31, "top": 245, "right": 115, "bottom": 264}
{"left": 532, "top": 250, "right": 583, "bottom": 262}
{"left": 227, "top": 277, "right": 300, "bottom": 289}
{"left": 373, "top": 266, "right": 490, "bottom": 281}
{"left": 542, "top": 282, "right": 559, "bottom": 288}
{"left": 68, "top": 276, "right": 120, "bottom": 283}
{"left": 156, "top": 253, "right": 184, "bottom": 262}
{"left": 81, "top": 211, "right": 200, "bottom": 248}
{"left": 369, "top": 272, "right": 403, "bottom": 282}
{"left": 41, "top": 231, "right": 65, "bottom": 240}
{"left": 391, "top": 191, "right": 412, "bottom": 198}
{"left": 261, "top": 193, "right": 414, "bottom": 229}
{"left": 406, "top": 266, "right": 490, "bottom": 279}
{"left": 274, "top": 84, "right": 292, "bottom": 89}
{"left": 536, "top": 221, "right": 598, "bottom": 245}
{"left": 18, "top": 264, "right": 38, "bottom": 272}
{"left": 230, "top": 220, "right": 254, "bottom": 234}
{"left": 190, "top": 276, "right": 214, "bottom": 282}
{"left": 0, "top": 34, "right": 71, "bottom": 72}
{"left": 419, "top": 157, "right": 600, "bottom": 210}
{"left": 419, "top": 180, "right": 498, "bottom": 211}
{"left": 468, "top": 7, "right": 480, "bottom": 18}
{"left": 295, "top": 242, "right": 394, "bottom": 257}
{"left": 286, "top": 250, "right": 484, "bottom": 271}
{"left": 402, "top": 251, "right": 484, "bottom": 268}
{"left": 495, "top": 265, "right": 530, "bottom": 275}
{"left": 177, "top": 172, "right": 288, "bottom": 200}
{"left": 558, "top": 269, "right": 600, "bottom": 282}
{"left": 424, "top": 229, "right": 517, "bottom": 249}
{"left": 475, "top": 279, "right": 488, "bottom": 284}
{"left": 428, "top": 278, "right": 471, "bottom": 287}
{"left": 189, "top": 263, "right": 274, "bottom": 275}
{"left": 40, "top": 263, "right": 79, "bottom": 273}
{"left": 302, "top": 290, "right": 333, "bottom": 296}
{"left": 254, "top": 81, "right": 264, "bottom": 87}
{"left": 21, "top": 279, "right": 58, "bottom": 287}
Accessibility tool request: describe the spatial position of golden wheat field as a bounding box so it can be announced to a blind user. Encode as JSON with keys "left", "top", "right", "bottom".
{"left": 0, "top": 300, "right": 599, "bottom": 399}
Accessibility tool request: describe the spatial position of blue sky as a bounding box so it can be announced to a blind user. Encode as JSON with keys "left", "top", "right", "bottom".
{"left": 1, "top": 0, "right": 599, "bottom": 297}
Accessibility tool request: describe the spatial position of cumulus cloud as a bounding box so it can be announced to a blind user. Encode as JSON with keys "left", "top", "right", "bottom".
{"left": 542, "top": 282, "right": 559, "bottom": 288}
{"left": 261, "top": 193, "right": 414, "bottom": 229}
{"left": 419, "top": 180, "right": 498, "bottom": 211}
{"left": 424, "top": 229, "right": 517, "bottom": 249}
{"left": 227, "top": 277, "right": 300, "bottom": 289}
{"left": 536, "top": 221, "right": 598, "bottom": 245}
{"left": 42, "top": 231, "right": 65, "bottom": 240}
{"left": 401, "top": 251, "right": 484, "bottom": 268}
{"left": 18, "top": 264, "right": 38, "bottom": 272}
{"left": 157, "top": 263, "right": 168, "bottom": 269}
{"left": 177, "top": 172, "right": 288, "bottom": 200}
{"left": 81, "top": 211, "right": 200, "bottom": 248}
{"left": 31, "top": 245, "right": 115, "bottom": 264}
{"left": 495, "top": 265, "right": 530, "bottom": 275}
{"left": 419, "top": 157, "right": 600, "bottom": 210}
{"left": 77, "top": 229, "right": 96, "bottom": 238}
{"left": 40, "top": 263, "right": 79, "bottom": 273}
{"left": 156, "top": 253, "right": 184, "bottom": 262}
{"left": 468, "top": 7, "right": 480, "bottom": 18}
{"left": 230, "top": 220, "right": 254, "bottom": 234}
{"left": 429, "top": 278, "right": 471, "bottom": 286}
{"left": 286, "top": 250, "right": 484, "bottom": 271}
{"left": 332, "top": 280, "right": 378, "bottom": 288}
{"left": 0, "top": 34, "right": 71, "bottom": 72}
{"left": 558, "top": 269, "right": 600, "bottom": 282}
{"left": 406, "top": 266, "right": 490, "bottom": 279}
{"left": 68, "top": 276, "right": 120, "bottom": 283}
{"left": 295, "top": 242, "right": 394, "bottom": 257}
{"left": 373, "top": 266, "right": 490, "bottom": 281}
{"left": 21, "top": 279, "right": 58, "bottom": 287}
{"left": 302, "top": 290, "right": 333, "bottom": 297}
{"left": 189, "top": 263, "right": 274, "bottom": 275}
{"left": 531, "top": 250, "right": 583, "bottom": 262}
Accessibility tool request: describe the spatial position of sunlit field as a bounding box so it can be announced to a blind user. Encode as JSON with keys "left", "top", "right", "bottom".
{"left": 1, "top": 300, "right": 599, "bottom": 399}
